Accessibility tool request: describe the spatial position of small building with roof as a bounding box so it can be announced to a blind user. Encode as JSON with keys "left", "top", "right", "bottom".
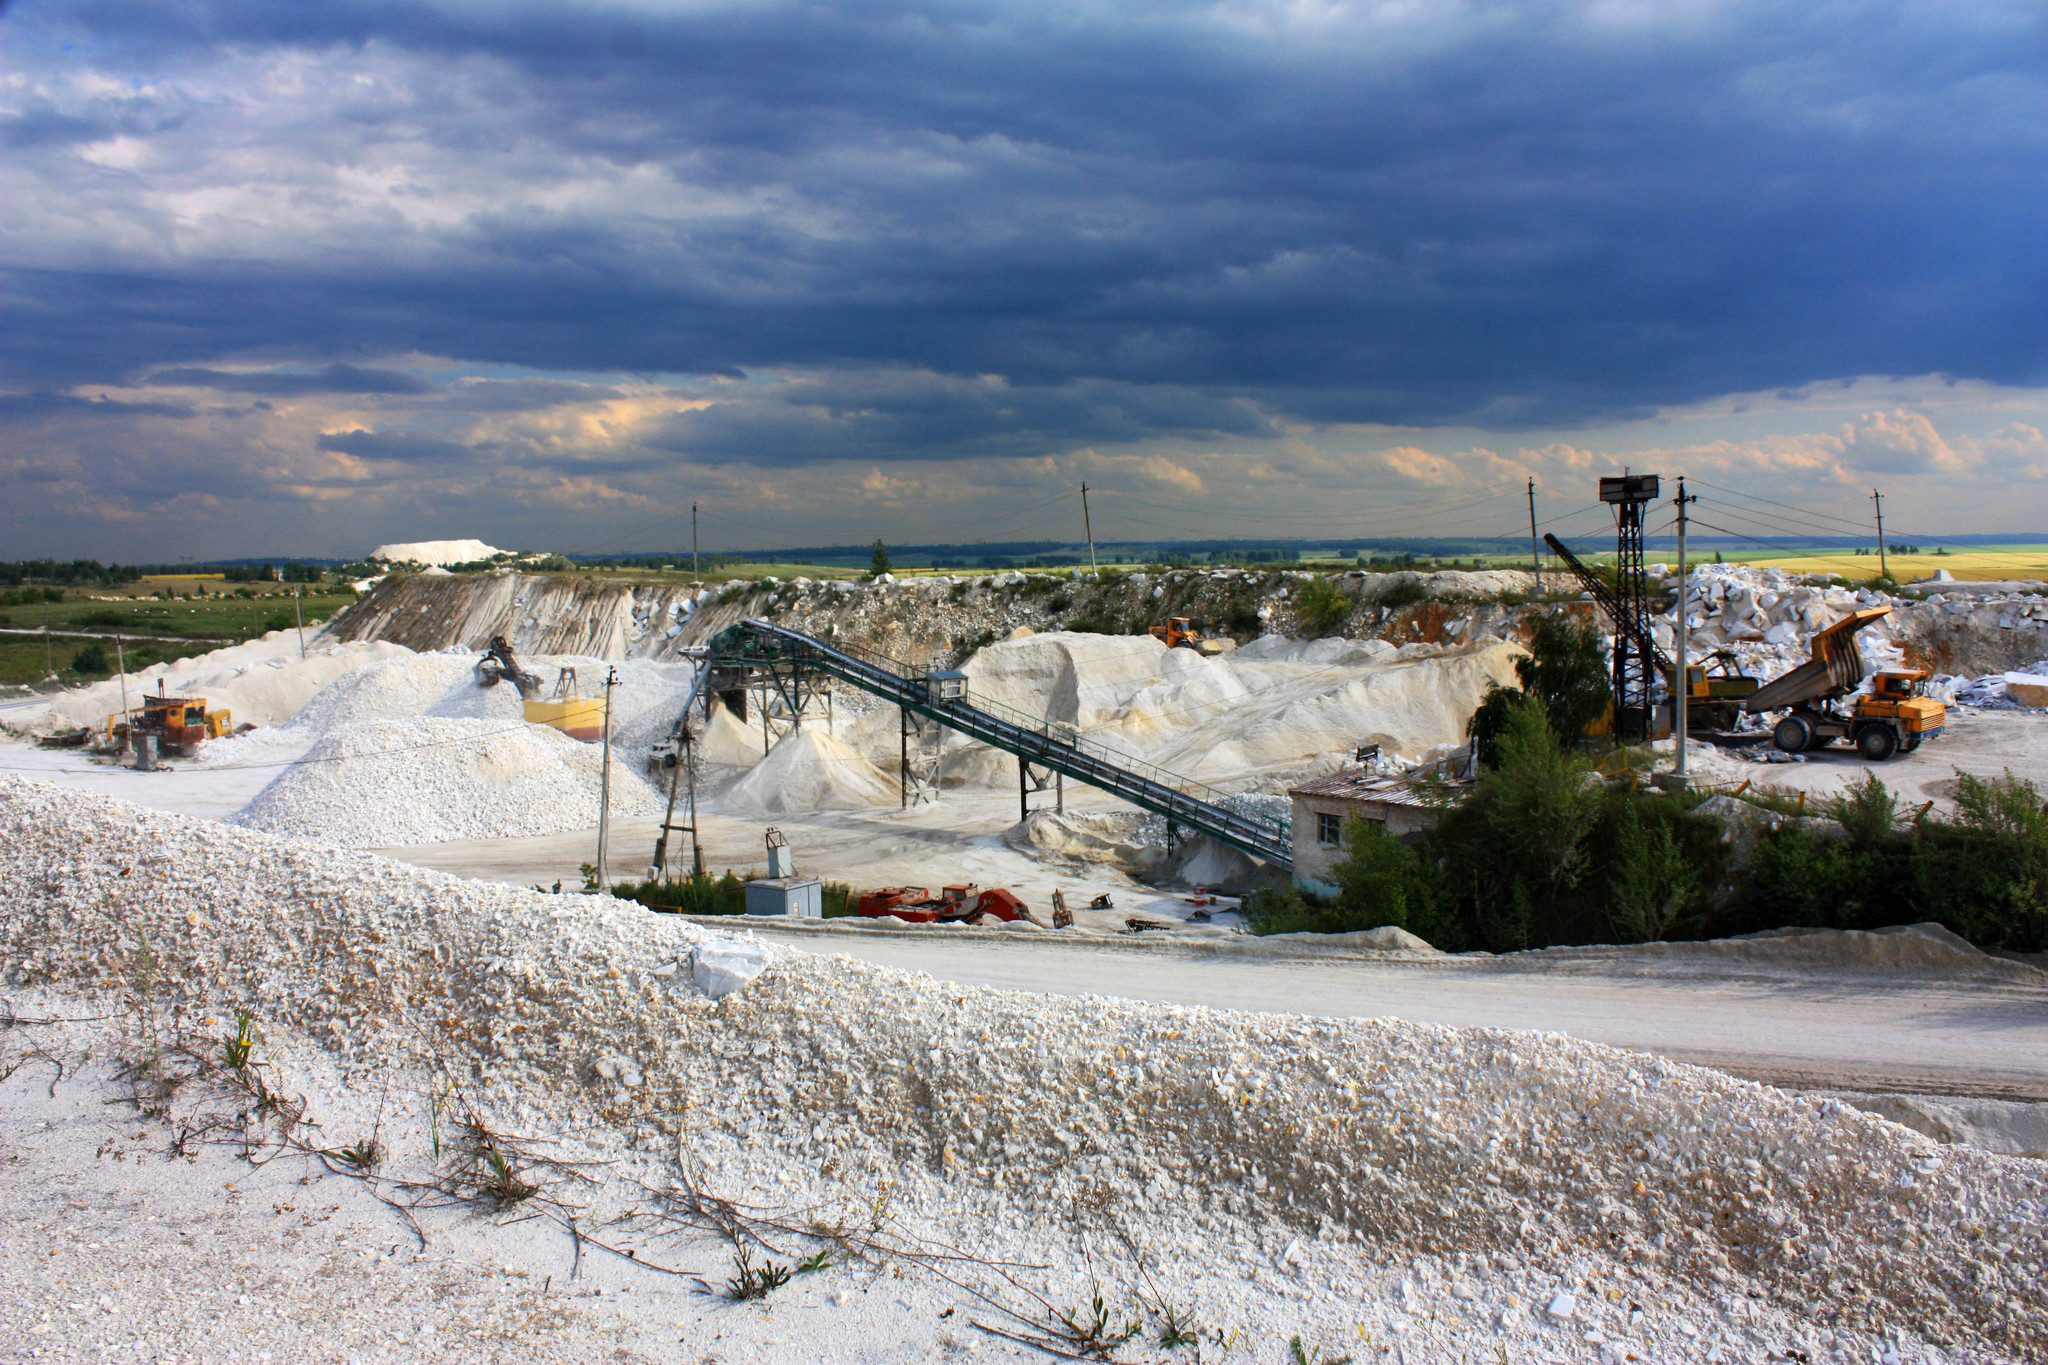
{"left": 1286, "top": 757, "right": 1469, "bottom": 896}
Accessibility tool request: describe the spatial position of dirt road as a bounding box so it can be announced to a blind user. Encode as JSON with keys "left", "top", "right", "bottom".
{"left": 735, "top": 922, "right": 2048, "bottom": 1100}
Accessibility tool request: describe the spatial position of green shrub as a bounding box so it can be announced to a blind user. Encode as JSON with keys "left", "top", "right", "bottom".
{"left": 75, "top": 608, "right": 142, "bottom": 629}
{"left": 1329, "top": 817, "right": 1463, "bottom": 948}
{"left": 613, "top": 869, "right": 749, "bottom": 914}
{"left": 1292, "top": 576, "right": 1352, "bottom": 634}
{"left": 1241, "top": 884, "right": 1326, "bottom": 935}
{"left": 70, "top": 642, "right": 109, "bottom": 675}
{"left": 1722, "top": 769, "right": 2048, "bottom": 953}
{"left": 1378, "top": 579, "right": 1428, "bottom": 609}
{"left": 1906, "top": 771, "right": 2048, "bottom": 951}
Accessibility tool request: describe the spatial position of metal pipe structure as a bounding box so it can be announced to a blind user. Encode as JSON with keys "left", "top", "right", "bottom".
{"left": 596, "top": 666, "right": 618, "bottom": 890}
{"left": 714, "top": 619, "right": 1292, "bottom": 866}
{"left": 1673, "top": 478, "right": 1695, "bottom": 783}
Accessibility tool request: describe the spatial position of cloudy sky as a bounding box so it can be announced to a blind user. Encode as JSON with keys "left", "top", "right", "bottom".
{"left": 2, "top": 0, "right": 2044, "bottom": 561}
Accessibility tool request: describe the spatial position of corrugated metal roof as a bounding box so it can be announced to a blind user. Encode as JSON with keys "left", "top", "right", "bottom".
{"left": 1287, "top": 767, "right": 1440, "bottom": 807}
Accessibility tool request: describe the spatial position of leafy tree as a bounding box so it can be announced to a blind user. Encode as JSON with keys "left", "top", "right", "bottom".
{"left": 869, "top": 539, "right": 892, "bottom": 577}
{"left": 69, "top": 643, "right": 108, "bottom": 676}
{"left": 1469, "top": 609, "right": 1610, "bottom": 763}
{"left": 1329, "top": 816, "right": 1462, "bottom": 948}
{"left": 1434, "top": 695, "right": 1602, "bottom": 949}
{"left": 1606, "top": 802, "right": 1696, "bottom": 942}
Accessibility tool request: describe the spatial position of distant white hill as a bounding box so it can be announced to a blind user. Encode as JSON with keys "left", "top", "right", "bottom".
{"left": 369, "top": 539, "right": 504, "bottom": 566}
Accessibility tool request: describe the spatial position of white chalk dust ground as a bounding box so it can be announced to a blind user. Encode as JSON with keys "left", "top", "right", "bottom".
{"left": 6, "top": 782, "right": 2045, "bottom": 1365}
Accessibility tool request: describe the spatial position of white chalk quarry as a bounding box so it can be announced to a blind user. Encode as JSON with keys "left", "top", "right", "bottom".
{"left": 1, "top": 777, "right": 2043, "bottom": 1363}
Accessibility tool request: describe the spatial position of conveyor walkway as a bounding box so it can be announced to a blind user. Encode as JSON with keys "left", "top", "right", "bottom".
{"left": 713, "top": 619, "right": 1292, "bottom": 867}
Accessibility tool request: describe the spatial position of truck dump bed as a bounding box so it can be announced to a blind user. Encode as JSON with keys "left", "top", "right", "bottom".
{"left": 1740, "top": 606, "right": 1890, "bottom": 714}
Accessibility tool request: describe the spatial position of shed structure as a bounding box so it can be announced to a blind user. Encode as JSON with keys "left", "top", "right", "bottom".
{"left": 1286, "top": 767, "right": 1446, "bottom": 897}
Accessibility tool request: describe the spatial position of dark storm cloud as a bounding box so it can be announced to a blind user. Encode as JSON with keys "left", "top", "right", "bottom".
{"left": 0, "top": 391, "right": 196, "bottom": 419}
{"left": 3, "top": 0, "right": 2045, "bottom": 448}
{"left": 150, "top": 364, "right": 434, "bottom": 396}
{"left": 649, "top": 373, "right": 1275, "bottom": 467}
{"left": 316, "top": 428, "right": 475, "bottom": 464}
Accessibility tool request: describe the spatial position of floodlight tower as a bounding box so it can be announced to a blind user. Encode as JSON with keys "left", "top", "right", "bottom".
{"left": 1599, "top": 473, "right": 1660, "bottom": 741}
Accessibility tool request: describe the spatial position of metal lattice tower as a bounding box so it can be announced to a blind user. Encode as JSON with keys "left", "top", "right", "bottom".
{"left": 1600, "top": 473, "right": 1660, "bottom": 741}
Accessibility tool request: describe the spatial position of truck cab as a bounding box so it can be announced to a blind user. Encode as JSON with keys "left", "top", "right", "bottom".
{"left": 1853, "top": 671, "right": 1945, "bottom": 753}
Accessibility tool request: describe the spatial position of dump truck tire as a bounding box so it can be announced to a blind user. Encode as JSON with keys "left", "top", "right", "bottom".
{"left": 1902, "top": 732, "right": 1923, "bottom": 753}
{"left": 1773, "top": 716, "right": 1813, "bottom": 754}
{"left": 1856, "top": 725, "right": 1898, "bottom": 761}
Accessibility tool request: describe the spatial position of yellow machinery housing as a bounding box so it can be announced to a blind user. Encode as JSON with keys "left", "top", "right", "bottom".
{"left": 524, "top": 666, "right": 605, "bottom": 742}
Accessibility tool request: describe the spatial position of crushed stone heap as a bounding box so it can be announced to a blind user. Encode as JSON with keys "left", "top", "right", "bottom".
{"left": 231, "top": 716, "right": 665, "bottom": 847}
{"left": 2, "top": 777, "right": 2043, "bottom": 1362}
{"left": 723, "top": 724, "right": 900, "bottom": 814}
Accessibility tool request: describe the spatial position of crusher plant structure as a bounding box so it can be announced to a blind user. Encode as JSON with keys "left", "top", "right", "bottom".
{"left": 690, "top": 619, "right": 1293, "bottom": 869}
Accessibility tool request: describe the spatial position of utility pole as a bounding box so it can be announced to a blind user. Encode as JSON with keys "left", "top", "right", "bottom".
{"left": 115, "top": 635, "right": 130, "bottom": 751}
{"left": 293, "top": 585, "right": 306, "bottom": 659}
{"left": 595, "top": 666, "right": 618, "bottom": 891}
{"left": 1872, "top": 489, "right": 1888, "bottom": 581}
{"left": 1526, "top": 478, "right": 1543, "bottom": 592}
{"left": 691, "top": 501, "right": 700, "bottom": 584}
{"left": 1673, "top": 478, "right": 1697, "bottom": 785}
{"left": 1080, "top": 483, "right": 1098, "bottom": 573}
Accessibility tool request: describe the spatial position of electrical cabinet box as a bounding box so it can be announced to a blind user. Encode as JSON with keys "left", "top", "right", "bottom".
{"left": 745, "top": 876, "right": 822, "bottom": 918}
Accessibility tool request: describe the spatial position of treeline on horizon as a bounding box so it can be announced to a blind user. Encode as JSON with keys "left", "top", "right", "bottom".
{"left": 580, "top": 530, "right": 2047, "bottom": 566}
{"left": 12, "top": 529, "right": 2042, "bottom": 584}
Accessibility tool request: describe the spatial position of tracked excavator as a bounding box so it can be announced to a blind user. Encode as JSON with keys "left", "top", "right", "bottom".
{"left": 474, "top": 634, "right": 544, "bottom": 699}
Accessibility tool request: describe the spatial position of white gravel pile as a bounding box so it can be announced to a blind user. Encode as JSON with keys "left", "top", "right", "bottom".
{"left": 230, "top": 716, "right": 666, "bottom": 847}
{"left": 11, "top": 633, "right": 415, "bottom": 734}
{"left": 3, "top": 778, "right": 2043, "bottom": 1363}
{"left": 838, "top": 630, "right": 1521, "bottom": 791}
{"left": 287, "top": 651, "right": 480, "bottom": 734}
{"left": 723, "top": 725, "right": 899, "bottom": 815}
{"left": 287, "top": 650, "right": 698, "bottom": 756}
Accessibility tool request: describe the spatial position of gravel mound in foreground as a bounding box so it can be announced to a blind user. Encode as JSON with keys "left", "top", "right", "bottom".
{"left": 3, "top": 777, "right": 2044, "bottom": 1362}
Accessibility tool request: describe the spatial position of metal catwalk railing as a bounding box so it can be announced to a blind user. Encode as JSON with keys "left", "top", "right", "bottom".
{"left": 713, "top": 619, "right": 1291, "bottom": 867}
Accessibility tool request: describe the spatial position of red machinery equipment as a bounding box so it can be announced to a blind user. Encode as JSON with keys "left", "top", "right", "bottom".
{"left": 856, "top": 883, "right": 1026, "bottom": 924}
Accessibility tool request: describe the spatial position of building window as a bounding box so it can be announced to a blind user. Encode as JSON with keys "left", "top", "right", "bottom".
{"left": 1316, "top": 812, "right": 1342, "bottom": 846}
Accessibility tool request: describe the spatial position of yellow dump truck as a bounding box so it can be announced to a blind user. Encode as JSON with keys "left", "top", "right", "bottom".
{"left": 1741, "top": 606, "right": 1944, "bottom": 760}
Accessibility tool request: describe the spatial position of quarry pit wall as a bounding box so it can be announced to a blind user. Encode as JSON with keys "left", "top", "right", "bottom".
{"left": 328, "top": 567, "right": 1558, "bottom": 665}
{"left": 326, "top": 567, "right": 2048, "bottom": 677}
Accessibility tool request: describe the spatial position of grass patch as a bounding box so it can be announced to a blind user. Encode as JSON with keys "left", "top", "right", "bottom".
{"left": 610, "top": 870, "right": 857, "bottom": 917}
